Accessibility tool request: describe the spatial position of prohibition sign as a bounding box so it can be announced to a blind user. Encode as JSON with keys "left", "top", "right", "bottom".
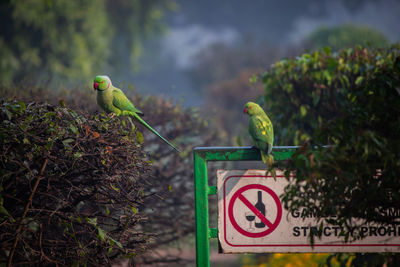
{"left": 228, "top": 184, "right": 282, "bottom": 238}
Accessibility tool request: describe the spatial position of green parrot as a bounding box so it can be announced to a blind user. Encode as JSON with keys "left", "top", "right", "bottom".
{"left": 243, "top": 102, "right": 274, "bottom": 165}
{"left": 93, "top": 75, "right": 179, "bottom": 152}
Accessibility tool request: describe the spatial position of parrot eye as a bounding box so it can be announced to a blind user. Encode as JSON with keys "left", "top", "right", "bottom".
{"left": 249, "top": 106, "right": 252, "bottom": 109}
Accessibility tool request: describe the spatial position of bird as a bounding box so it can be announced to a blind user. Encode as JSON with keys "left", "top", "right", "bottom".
{"left": 93, "top": 75, "right": 179, "bottom": 152}
{"left": 243, "top": 102, "right": 274, "bottom": 165}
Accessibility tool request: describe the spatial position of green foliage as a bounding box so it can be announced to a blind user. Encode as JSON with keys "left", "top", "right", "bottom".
{"left": 261, "top": 45, "right": 400, "bottom": 146}
{"left": 261, "top": 45, "right": 400, "bottom": 265}
{"left": 0, "top": 0, "right": 176, "bottom": 84}
{"left": 305, "top": 24, "right": 389, "bottom": 51}
{"left": 0, "top": 99, "right": 152, "bottom": 265}
{"left": 0, "top": 0, "right": 111, "bottom": 84}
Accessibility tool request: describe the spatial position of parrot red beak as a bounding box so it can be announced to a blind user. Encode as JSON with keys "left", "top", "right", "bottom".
{"left": 93, "top": 82, "right": 99, "bottom": 91}
{"left": 243, "top": 107, "right": 248, "bottom": 114}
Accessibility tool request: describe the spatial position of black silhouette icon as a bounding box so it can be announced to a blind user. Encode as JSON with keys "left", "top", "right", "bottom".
{"left": 245, "top": 211, "right": 255, "bottom": 232}
{"left": 255, "top": 191, "right": 266, "bottom": 228}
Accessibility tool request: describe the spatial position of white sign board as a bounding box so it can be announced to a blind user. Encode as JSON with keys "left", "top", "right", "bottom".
{"left": 217, "top": 169, "right": 400, "bottom": 253}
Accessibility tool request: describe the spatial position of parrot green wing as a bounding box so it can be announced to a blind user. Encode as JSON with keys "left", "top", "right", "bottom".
{"left": 112, "top": 89, "right": 144, "bottom": 115}
{"left": 249, "top": 115, "right": 273, "bottom": 154}
{"left": 107, "top": 87, "right": 179, "bottom": 152}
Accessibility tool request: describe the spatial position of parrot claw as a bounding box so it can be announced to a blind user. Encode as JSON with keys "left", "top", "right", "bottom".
{"left": 109, "top": 113, "right": 117, "bottom": 118}
{"left": 267, "top": 155, "right": 274, "bottom": 166}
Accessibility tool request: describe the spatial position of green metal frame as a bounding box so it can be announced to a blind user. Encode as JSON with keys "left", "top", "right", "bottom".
{"left": 193, "top": 146, "right": 297, "bottom": 267}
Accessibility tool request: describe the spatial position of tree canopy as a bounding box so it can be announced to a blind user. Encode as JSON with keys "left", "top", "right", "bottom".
{"left": 0, "top": 0, "right": 176, "bottom": 84}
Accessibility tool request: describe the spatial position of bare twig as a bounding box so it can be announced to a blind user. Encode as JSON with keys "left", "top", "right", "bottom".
{"left": 39, "top": 223, "right": 57, "bottom": 264}
{"left": 7, "top": 158, "right": 48, "bottom": 267}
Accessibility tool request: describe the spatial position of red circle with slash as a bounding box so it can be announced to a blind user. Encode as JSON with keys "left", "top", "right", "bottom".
{"left": 228, "top": 184, "right": 282, "bottom": 238}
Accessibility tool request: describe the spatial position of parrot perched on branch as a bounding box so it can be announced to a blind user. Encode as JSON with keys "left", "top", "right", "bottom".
{"left": 93, "top": 75, "right": 180, "bottom": 152}
{"left": 243, "top": 102, "right": 274, "bottom": 165}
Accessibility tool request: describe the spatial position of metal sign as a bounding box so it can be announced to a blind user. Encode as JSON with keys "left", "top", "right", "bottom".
{"left": 227, "top": 183, "right": 282, "bottom": 238}
{"left": 218, "top": 169, "right": 400, "bottom": 253}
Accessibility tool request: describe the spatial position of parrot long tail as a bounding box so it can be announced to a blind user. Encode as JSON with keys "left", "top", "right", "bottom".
{"left": 128, "top": 112, "right": 180, "bottom": 152}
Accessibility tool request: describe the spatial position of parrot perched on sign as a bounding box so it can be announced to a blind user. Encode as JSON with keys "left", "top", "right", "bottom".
{"left": 243, "top": 102, "right": 274, "bottom": 165}
{"left": 93, "top": 75, "right": 179, "bottom": 152}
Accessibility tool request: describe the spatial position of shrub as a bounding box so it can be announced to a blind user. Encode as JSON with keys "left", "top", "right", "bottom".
{"left": 260, "top": 44, "right": 400, "bottom": 265}
{"left": 0, "top": 100, "right": 152, "bottom": 265}
{"left": 0, "top": 83, "right": 223, "bottom": 264}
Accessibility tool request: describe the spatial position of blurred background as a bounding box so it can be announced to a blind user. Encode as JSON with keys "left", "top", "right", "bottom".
{"left": 1, "top": 0, "right": 399, "bottom": 102}
{"left": 1, "top": 0, "right": 399, "bottom": 266}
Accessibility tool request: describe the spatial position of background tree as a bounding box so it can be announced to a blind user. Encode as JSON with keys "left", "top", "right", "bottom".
{"left": 304, "top": 24, "right": 389, "bottom": 51}
{"left": 0, "top": 0, "right": 110, "bottom": 84}
{"left": 0, "top": 0, "right": 176, "bottom": 85}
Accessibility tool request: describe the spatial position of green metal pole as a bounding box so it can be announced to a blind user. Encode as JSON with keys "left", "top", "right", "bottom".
{"left": 193, "top": 149, "right": 210, "bottom": 267}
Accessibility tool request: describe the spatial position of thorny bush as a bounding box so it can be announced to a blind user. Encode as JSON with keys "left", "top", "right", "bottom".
{"left": 0, "top": 100, "right": 153, "bottom": 266}
{"left": 0, "top": 84, "right": 223, "bottom": 265}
